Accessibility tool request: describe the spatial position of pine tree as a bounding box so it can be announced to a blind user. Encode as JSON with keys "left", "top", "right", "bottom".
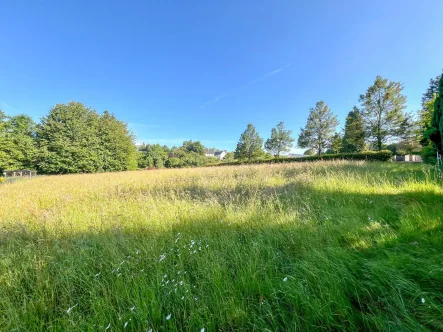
{"left": 264, "top": 122, "right": 294, "bottom": 157}
{"left": 341, "top": 106, "right": 366, "bottom": 152}
{"left": 297, "top": 101, "right": 339, "bottom": 155}
{"left": 235, "top": 124, "right": 264, "bottom": 160}
{"left": 359, "top": 76, "right": 407, "bottom": 150}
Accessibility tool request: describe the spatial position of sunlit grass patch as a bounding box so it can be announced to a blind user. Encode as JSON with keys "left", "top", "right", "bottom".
{"left": 0, "top": 161, "right": 442, "bottom": 330}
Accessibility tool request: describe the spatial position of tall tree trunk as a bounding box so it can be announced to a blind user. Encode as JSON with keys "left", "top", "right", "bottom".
{"left": 377, "top": 136, "right": 382, "bottom": 151}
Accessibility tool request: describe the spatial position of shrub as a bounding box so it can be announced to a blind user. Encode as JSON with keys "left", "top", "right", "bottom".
{"left": 212, "top": 150, "right": 393, "bottom": 167}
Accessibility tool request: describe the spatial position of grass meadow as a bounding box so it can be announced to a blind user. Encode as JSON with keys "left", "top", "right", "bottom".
{"left": 1, "top": 161, "right": 442, "bottom": 331}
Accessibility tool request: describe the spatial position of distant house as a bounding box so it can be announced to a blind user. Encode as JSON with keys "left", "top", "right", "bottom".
{"left": 205, "top": 148, "right": 216, "bottom": 157}
{"left": 214, "top": 151, "right": 227, "bottom": 160}
{"left": 205, "top": 149, "right": 227, "bottom": 160}
{"left": 3, "top": 170, "right": 37, "bottom": 178}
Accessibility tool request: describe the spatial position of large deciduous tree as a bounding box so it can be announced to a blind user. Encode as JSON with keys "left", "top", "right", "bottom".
{"left": 341, "top": 106, "right": 365, "bottom": 153}
{"left": 235, "top": 124, "right": 264, "bottom": 160}
{"left": 98, "top": 111, "right": 137, "bottom": 171}
{"left": 264, "top": 122, "right": 294, "bottom": 157}
{"left": 359, "top": 76, "right": 407, "bottom": 151}
{"left": 36, "top": 102, "right": 137, "bottom": 174}
{"left": 297, "top": 101, "right": 338, "bottom": 155}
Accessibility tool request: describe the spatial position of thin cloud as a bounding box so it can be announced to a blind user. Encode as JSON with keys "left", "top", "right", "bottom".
{"left": 201, "top": 62, "right": 292, "bottom": 107}
{"left": 0, "top": 100, "right": 18, "bottom": 113}
{"left": 136, "top": 138, "right": 235, "bottom": 147}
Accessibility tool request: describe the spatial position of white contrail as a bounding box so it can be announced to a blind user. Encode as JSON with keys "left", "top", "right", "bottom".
{"left": 201, "top": 62, "right": 292, "bottom": 107}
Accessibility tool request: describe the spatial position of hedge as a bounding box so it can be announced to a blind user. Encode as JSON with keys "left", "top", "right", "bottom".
{"left": 211, "top": 150, "right": 393, "bottom": 167}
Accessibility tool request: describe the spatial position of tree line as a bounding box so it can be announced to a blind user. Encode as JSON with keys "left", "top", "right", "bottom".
{"left": 1, "top": 73, "right": 442, "bottom": 175}
{"left": 233, "top": 73, "right": 443, "bottom": 163}
{"left": 0, "top": 102, "right": 137, "bottom": 174}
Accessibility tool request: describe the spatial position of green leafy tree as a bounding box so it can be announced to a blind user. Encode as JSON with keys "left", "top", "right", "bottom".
{"left": 138, "top": 144, "right": 168, "bottom": 168}
{"left": 234, "top": 124, "right": 264, "bottom": 160}
{"left": 264, "top": 122, "right": 294, "bottom": 157}
{"left": 36, "top": 102, "right": 136, "bottom": 174}
{"left": 297, "top": 101, "right": 339, "bottom": 155}
{"left": 0, "top": 111, "right": 37, "bottom": 172}
{"left": 328, "top": 133, "right": 342, "bottom": 154}
{"left": 418, "top": 94, "right": 437, "bottom": 147}
{"left": 182, "top": 140, "right": 205, "bottom": 155}
{"left": 36, "top": 102, "right": 101, "bottom": 173}
{"left": 223, "top": 152, "right": 235, "bottom": 162}
{"left": 359, "top": 76, "right": 407, "bottom": 151}
{"left": 341, "top": 107, "right": 365, "bottom": 152}
{"left": 425, "top": 74, "right": 443, "bottom": 154}
{"left": 99, "top": 111, "right": 137, "bottom": 171}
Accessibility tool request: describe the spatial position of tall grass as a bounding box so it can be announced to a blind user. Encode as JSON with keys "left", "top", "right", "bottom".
{"left": 1, "top": 161, "right": 442, "bottom": 330}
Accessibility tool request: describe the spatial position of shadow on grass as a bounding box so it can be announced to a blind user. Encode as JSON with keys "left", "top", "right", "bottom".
{"left": 1, "top": 180, "right": 442, "bottom": 331}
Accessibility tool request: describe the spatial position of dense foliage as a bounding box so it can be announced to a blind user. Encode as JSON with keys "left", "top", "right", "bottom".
{"left": 0, "top": 102, "right": 137, "bottom": 174}
{"left": 0, "top": 112, "right": 37, "bottom": 172}
{"left": 424, "top": 74, "right": 443, "bottom": 154}
{"left": 137, "top": 141, "right": 218, "bottom": 169}
{"left": 341, "top": 106, "right": 366, "bottom": 152}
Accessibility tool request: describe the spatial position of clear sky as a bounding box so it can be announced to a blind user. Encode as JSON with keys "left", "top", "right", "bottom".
{"left": 1, "top": 0, "right": 443, "bottom": 153}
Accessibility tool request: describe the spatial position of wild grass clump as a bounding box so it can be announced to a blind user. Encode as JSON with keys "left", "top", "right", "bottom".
{"left": 0, "top": 161, "right": 442, "bottom": 330}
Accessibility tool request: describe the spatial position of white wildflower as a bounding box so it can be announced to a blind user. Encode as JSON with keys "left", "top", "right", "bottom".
{"left": 283, "top": 277, "right": 288, "bottom": 282}
{"left": 181, "top": 296, "right": 185, "bottom": 300}
{"left": 130, "top": 306, "right": 135, "bottom": 311}
{"left": 124, "top": 321, "right": 128, "bottom": 328}
{"left": 159, "top": 253, "right": 167, "bottom": 262}
{"left": 166, "top": 313, "right": 171, "bottom": 320}
{"left": 421, "top": 298, "right": 425, "bottom": 303}
{"left": 201, "top": 328, "right": 205, "bottom": 332}
{"left": 66, "top": 303, "right": 78, "bottom": 314}
{"left": 95, "top": 273, "right": 101, "bottom": 277}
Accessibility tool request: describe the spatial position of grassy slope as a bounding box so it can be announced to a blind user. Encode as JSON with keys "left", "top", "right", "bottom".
{"left": 0, "top": 161, "right": 442, "bottom": 331}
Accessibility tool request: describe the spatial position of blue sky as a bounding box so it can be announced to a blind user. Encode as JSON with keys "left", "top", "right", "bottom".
{"left": 1, "top": 0, "right": 443, "bottom": 153}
